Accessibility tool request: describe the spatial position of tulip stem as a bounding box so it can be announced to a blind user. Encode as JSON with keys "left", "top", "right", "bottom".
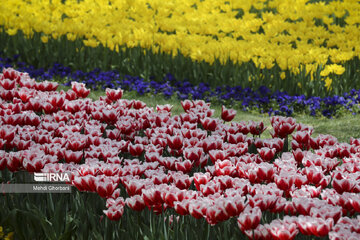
{"left": 284, "top": 136, "right": 289, "bottom": 152}
{"left": 206, "top": 222, "right": 210, "bottom": 240}
{"left": 162, "top": 208, "right": 168, "bottom": 240}
{"left": 149, "top": 209, "right": 153, "bottom": 235}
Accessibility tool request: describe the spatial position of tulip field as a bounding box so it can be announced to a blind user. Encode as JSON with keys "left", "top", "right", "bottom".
{"left": 2, "top": 0, "right": 360, "bottom": 97}
{"left": 1, "top": 0, "right": 360, "bottom": 239}
{"left": 0, "top": 68, "right": 359, "bottom": 239}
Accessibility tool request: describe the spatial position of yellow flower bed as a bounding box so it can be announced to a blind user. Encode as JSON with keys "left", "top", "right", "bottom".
{"left": 0, "top": 0, "right": 359, "bottom": 89}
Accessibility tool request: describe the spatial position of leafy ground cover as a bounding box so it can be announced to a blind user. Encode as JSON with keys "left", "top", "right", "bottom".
{"left": 0, "top": 68, "right": 359, "bottom": 240}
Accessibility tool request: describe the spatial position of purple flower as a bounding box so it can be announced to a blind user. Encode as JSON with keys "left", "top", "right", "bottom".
{"left": 1, "top": 53, "right": 360, "bottom": 118}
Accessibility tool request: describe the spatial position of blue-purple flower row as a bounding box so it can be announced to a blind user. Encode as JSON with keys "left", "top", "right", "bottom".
{"left": 1, "top": 53, "right": 359, "bottom": 118}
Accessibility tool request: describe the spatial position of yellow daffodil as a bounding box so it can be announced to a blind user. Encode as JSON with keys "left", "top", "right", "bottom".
{"left": 83, "top": 38, "right": 99, "bottom": 48}
{"left": 320, "top": 64, "right": 346, "bottom": 77}
{"left": 280, "top": 72, "right": 286, "bottom": 80}
{"left": 40, "top": 35, "right": 49, "bottom": 43}
{"left": 324, "top": 77, "right": 333, "bottom": 91}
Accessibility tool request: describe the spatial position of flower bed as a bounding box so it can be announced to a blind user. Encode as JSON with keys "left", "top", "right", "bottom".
{"left": 1, "top": 68, "right": 360, "bottom": 239}
{"left": 1, "top": 56, "right": 360, "bottom": 118}
{"left": 1, "top": 1, "right": 360, "bottom": 96}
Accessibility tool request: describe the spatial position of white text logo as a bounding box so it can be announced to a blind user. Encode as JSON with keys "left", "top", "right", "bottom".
{"left": 34, "top": 173, "right": 71, "bottom": 182}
